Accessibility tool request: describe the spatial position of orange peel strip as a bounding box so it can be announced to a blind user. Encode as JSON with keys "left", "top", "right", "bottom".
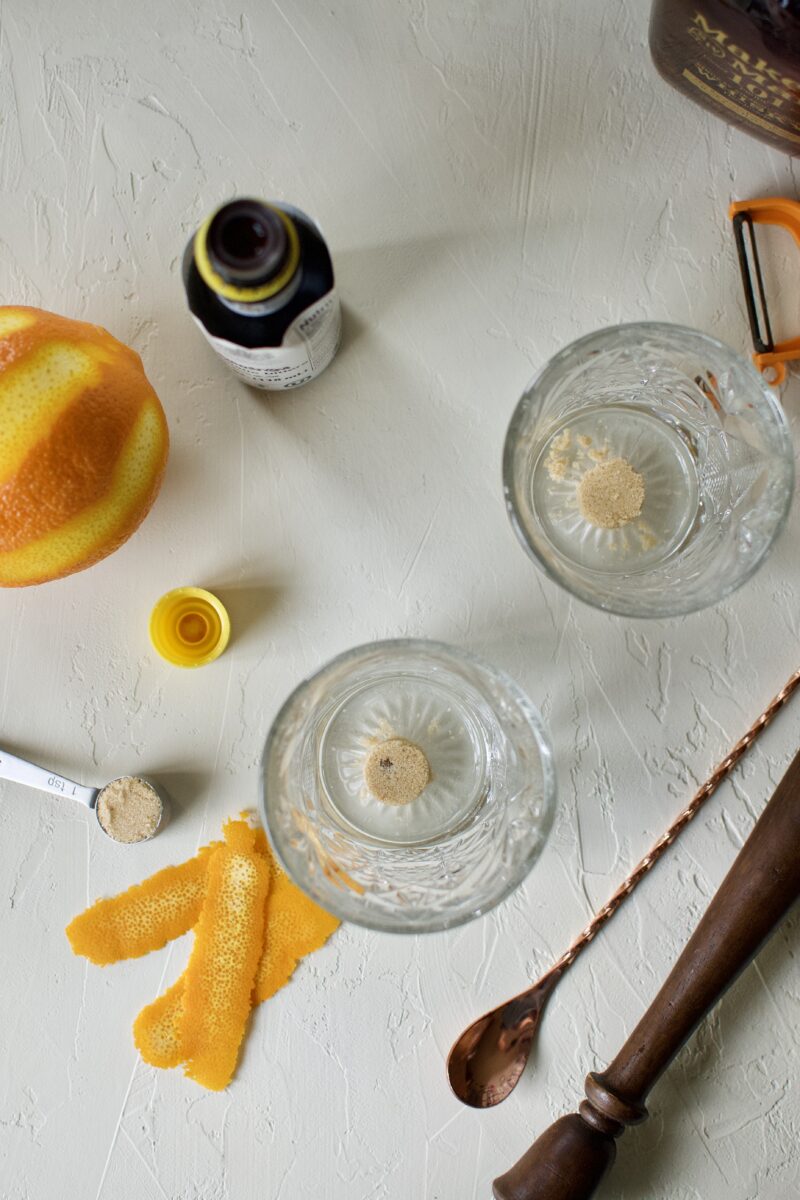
{"left": 133, "top": 976, "right": 186, "bottom": 1068}
{"left": 66, "top": 842, "right": 219, "bottom": 965}
{"left": 130, "top": 824, "right": 339, "bottom": 1083}
{"left": 179, "top": 821, "right": 270, "bottom": 1090}
{"left": 133, "top": 874, "right": 339, "bottom": 1066}
{"left": 253, "top": 865, "right": 340, "bottom": 1003}
{"left": 250, "top": 822, "right": 340, "bottom": 1000}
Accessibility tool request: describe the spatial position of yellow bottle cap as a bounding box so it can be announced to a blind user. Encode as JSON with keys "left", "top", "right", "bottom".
{"left": 149, "top": 587, "right": 231, "bottom": 668}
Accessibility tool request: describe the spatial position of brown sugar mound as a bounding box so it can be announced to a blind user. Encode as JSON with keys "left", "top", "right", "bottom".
{"left": 364, "top": 737, "right": 431, "bottom": 806}
{"left": 577, "top": 457, "right": 645, "bottom": 529}
{"left": 96, "top": 776, "right": 162, "bottom": 843}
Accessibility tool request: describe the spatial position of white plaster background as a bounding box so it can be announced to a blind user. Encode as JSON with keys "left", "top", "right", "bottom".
{"left": 1, "top": 0, "right": 799, "bottom": 1197}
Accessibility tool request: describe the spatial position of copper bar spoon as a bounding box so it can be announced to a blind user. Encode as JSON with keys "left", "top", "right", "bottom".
{"left": 447, "top": 666, "right": 800, "bottom": 1109}
{"left": 493, "top": 742, "right": 800, "bottom": 1200}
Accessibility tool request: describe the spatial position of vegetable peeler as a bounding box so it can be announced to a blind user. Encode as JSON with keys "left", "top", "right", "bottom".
{"left": 730, "top": 196, "right": 800, "bottom": 386}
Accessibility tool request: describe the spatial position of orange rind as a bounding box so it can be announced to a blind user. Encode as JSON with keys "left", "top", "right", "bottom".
{"left": 0, "top": 305, "right": 169, "bottom": 587}
{"left": 243, "top": 817, "right": 340, "bottom": 1000}
{"left": 65, "top": 842, "right": 218, "bottom": 965}
{"left": 180, "top": 822, "right": 270, "bottom": 1090}
{"left": 254, "top": 866, "right": 340, "bottom": 1003}
{"left": 129, "top": 865, "right": 339, "bottom": 1069}
{"left": 67, "top": 818, "right": 340, "bottom": 1090}
{"left": 133, "top": 977, "right": 186, "bottom": 1069}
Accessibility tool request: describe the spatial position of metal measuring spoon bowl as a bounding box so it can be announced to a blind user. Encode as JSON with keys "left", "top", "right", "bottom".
{"left": 0, "top": 747, "right": 171, "bottom": 844}
{"left": 93, "top": 775, "right": 171, "bottom": 844}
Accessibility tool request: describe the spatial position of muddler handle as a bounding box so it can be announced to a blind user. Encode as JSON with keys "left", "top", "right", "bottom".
{"left": 493, "top": 744, "right": 800, "bottom": 1200}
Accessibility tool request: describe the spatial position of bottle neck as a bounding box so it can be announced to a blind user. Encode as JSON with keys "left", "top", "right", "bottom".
{"left": 216, "top": 267, "right": 303, "bottom": 316}
{"left": 194, "top": 199, "right": 301, "bottom": 304}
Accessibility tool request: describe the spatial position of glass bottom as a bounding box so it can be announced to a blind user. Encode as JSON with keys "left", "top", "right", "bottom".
{"left": 530, "top": 405, "right": 700, "bottom": 574}
{"left": 318, "top": 674, "right": 488, "bottom": 846}
{"left": 503, "top": 324, "right": 794, "bottom": 617}
{"left": 262, "top": 639, "right": 555, "bottom": 932}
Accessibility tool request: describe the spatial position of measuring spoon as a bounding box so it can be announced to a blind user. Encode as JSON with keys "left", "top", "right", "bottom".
{"left": 0, "top": 746, "right": 170, "bottom": 843}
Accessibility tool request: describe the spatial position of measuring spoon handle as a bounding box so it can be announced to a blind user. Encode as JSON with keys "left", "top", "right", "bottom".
{"left": 0, "top": 747, "right": 97, "bottom": 808}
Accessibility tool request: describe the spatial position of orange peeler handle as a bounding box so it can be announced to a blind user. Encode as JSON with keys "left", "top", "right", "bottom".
{"left": 729, "top": 197, "right": 800, "bottom": 387}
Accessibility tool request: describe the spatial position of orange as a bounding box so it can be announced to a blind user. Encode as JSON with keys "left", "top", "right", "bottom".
{"left": 0, "top": 306, "right": 169, "bottom": 586}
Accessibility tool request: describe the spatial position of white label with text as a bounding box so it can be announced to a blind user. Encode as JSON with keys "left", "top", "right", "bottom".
{"left": 197, "top": 289, "right": 341, "bottom": 390}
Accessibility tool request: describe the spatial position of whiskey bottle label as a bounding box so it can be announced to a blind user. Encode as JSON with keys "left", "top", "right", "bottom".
{"left": 682, "top": 13, "right": 800, "bottom": 146}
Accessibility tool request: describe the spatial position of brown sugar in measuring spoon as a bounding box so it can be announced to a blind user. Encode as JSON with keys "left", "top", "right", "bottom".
{"left": 0, "top": 747, "right": 170, "bottom": 844}
{"left": 448, "top": 666, "right": 800, "bottom": 1109}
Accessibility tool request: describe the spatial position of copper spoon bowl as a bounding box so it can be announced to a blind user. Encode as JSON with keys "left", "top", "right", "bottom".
{"left": 447, "top": 969, "right": 563, "bottom": 1108}
{"left": 447, "top": 666, "right": 800, "bottom": 1109}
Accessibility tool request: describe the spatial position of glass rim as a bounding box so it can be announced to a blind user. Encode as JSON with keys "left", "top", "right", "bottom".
{"left": 502, "top": 321, "right": 795, "bottom": 619}
{"left": 259, "top": 636, "right": 557, "bottom": 933}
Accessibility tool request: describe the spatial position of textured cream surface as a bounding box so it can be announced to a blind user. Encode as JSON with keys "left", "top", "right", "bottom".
{"left": 1, "top": 1, "right": 799, "bottom": 1197}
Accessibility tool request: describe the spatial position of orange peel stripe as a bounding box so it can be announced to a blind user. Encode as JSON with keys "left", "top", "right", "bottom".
{"left": 250, "top": 820, "right": 341, "bottom": 998}
{"left": 253, "top": 867, "right": 340, "bottom": 1003}
{"left": 0, "top": 310, "right": 36, "bottom": 339}
{"left": 70, "top": 818, "right": 338, "bottom": 1086}
{"left": 0, "top": 341, "right": 102, "bottom": 485}
{"left": 179, "top": 824, "right": 270, "bottom": 1091}
{"left": 134, "top": 977, "right": 186, "bottom": 1069}
{"left": 0, "top": 360, "right": 150, "bottom": 550}
{"left": 133, "top": 872, "right": 339, "bottom": 1065}
{"left": 0, "top": 397, "right": 167, "bottom": 585}
{"left": 66, "top": 843, "right": 218, "bottom": 966}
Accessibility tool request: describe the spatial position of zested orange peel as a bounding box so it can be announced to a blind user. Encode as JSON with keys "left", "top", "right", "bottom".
{"left": 133, "top": 978, "right": 186, "bottom": 1070}
{"left": 0, "top": 306, "right": 169, "bottom": 587}
{"left": 67, "top": 817, "right": 339, "bottom": 1090}
{"left": 65, "top": 842, "right": 218, "bottom": 965}
{"left": 181, "top": 821, "right": 269, "bottom": 1090}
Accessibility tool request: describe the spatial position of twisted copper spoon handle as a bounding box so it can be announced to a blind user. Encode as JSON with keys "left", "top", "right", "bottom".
{"left": 547, "top": 664, "right": 800, "bottom": 978}
{"left": 494, "top": 741, "right": 800, "bottom": 1200}
{"left": 448, "top": 666, "right": 800, "bottom": 1107}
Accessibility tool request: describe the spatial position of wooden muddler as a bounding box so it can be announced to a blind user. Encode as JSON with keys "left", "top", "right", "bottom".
{"left": 493, "top": 746, "right": 800, "bottom": 1200}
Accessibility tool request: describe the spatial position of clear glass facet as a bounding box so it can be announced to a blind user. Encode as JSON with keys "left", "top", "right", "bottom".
{"left": 503, "top": 323, "right": 794, "bottom": 618}
{"left": 260, "top": 640, "right": 555, "bottom": 933}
